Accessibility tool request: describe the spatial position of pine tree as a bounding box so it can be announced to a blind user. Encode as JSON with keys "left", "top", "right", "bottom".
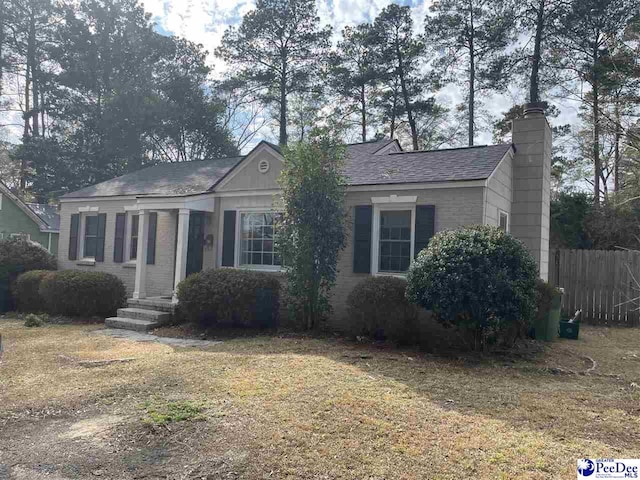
{"left": 424, "top": 0, "right": 516, "bottom": 146}
{"left": 553, "top": 0, "right": 639, "bottom": 203}
{"left": 372, "top": 4, "right": 428, "bottom": 151}
{"left": 328, "top": 24, "right": 379, "bottom": 142}
{"left": 216, "top": 0, "right": 331, "bottom": 147}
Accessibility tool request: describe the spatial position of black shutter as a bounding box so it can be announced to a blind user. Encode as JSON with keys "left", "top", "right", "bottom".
{"left": 95, "top": 213, "right": 107, "bottom": 262}
{"left": 146, "top": 212, "right": 157, "bottom": 265}
{"left": 69, "top": 213, "right": 79, "bottom": 260}
{"left": 113, "top": 213, "right": 126, "bottom": 263}
{"left": 414, "top": 205, "right": 435, "bottom": 258}
{"left": 222, "top": 210, "right": 236, "bottom": 267}
{"left": 353, "top": 205, "right": 372, "bottom": 273}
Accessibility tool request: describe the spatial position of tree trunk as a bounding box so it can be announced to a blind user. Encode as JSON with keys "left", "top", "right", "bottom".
{"left": 279, "top": 59, "right": 288, "bottom": 146}
{"left": 592, "top": 44, "right": 601, "bottom": 205}
{"left": 390, "top": 78, "right": 399, "bottom": 138}
{"left": 40, "top": 90, "right": 46, "bottom": 137}
{"left": 20, "top": 31, "right": 32, "bottom": 191}
{"left": 0, "top": 0, "right": 4, "bottom": 97}
{"left": 360, "top": 84, "right": 366, "bottom": 142}
{"left": 468, "top": 4, "right": 475, "bottom": 147}
{"left": 29, "top": 5, "right": 39, "bottom": 137}
{"left": 396, "top": 44, "right": 418, "bottom": 150}
{"left": 614, "top": 97, "right": 621, "bottom": 192}
{"left": 468, "top": 54, "right": 475, "bottom": 147}
{"left": 529, "top": 0, "right": 545, "bottom": 104}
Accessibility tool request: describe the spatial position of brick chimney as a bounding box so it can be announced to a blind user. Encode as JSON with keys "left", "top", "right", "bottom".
{"left": 510, "top": 102, "right": 552, "bottom": 281}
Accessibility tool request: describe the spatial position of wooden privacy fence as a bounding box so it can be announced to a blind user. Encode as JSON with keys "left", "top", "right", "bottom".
{"left": 549, "top": 248, "right": 640, "bottom": 326}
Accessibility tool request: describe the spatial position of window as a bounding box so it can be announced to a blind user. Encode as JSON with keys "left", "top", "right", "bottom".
{"left": 84, "top": 215, "right": 98, "bottom": 258}
{"left": 130, "top": 214, "right": 139, "bottom": 260}
{"left": 240, "top": 212, "right": 281, "bottom": 267}
{"left": 499, "top": 210, "right": 509, "bottom": 232}
{"left": 379, "top": 210, "right": 412, "bottom": 273}
{"left": 10, "top": 233, "right": 30, "bottom": 241}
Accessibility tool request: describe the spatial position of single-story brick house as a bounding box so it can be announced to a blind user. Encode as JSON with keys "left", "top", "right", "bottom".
{"left": 0, "top": 180, "right": 60, "bottom": 254}
{"left": 57, "top": 105, "right": 551, "bottom": 329}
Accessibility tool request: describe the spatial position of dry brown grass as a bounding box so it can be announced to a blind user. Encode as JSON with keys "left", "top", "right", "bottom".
{"left": 0, "top": 319, "right": 639, "bottom": 479}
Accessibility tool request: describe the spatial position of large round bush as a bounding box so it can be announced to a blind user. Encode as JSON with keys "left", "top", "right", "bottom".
{"left": 177, "top": 269, "right": 281, "bottom": 328}
{"left": 346, "top": 276, "right": 418, "bottom": 343}
{"left": 406, "top": 226, "right": 538, "bottom": 347}
{"left": 39, "top": 270, "right": 126, "bottom": 317}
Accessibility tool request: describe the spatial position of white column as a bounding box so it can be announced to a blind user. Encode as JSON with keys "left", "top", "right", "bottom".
{"left": 173, "top": 209, "right": 190, "bottom": 302}
{"left": 133, "top": 209, "right": 149, "bottom": 299}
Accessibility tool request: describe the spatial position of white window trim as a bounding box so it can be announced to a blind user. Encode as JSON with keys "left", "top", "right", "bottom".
{"left": 371, "top": 202, "right": 416, "bottom": 276}
{"left": 125, "top": 211, "right": 139, "bottom": 263}
{"left": 498, "top": 209, "right": 509, "bottom": 232}
{"left": 78, "top": 206, "right": 99, "bottom": 213}
{"left": 234, "top": 208, "right": 283, "bottom": 272}
{"left": 0, "top": 193, "right": 3, "bottom": 210}
{"left": 79, "top": 212, "right": 99, "bottom": 261}
{"left": 371, "top": 195, "right": 418, "bottom": 204}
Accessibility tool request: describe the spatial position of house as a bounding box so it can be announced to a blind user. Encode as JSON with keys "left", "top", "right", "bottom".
{"left": 57, "top": 104, "right": 551, "bottom": 330}
{"left": 0, "top": 181, "right": 60, "bottom": 255}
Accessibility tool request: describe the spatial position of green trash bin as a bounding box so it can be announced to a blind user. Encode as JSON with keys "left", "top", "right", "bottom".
{"left": 535, "top": 287, "right": 562, "bottom": 342}
{"left": 559, "top": 320, "right": 580, "bottom": 339}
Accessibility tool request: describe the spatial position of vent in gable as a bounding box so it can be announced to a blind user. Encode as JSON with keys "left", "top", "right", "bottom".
{"left": 258, "top": 159, "right": 270, "bottom": 174}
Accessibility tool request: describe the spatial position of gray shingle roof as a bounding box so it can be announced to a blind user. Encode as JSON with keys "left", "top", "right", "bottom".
{"left": 61, "top": 140, "right": 512, "bottom": 199}
{"left": 343, "top": 143, "right": 513, "bottom": 186}
{"left": 62, "top": 156, "right": 244, "bottom": 198}
{"left": 26, "top": 203, "right": 60, "bottom": 231}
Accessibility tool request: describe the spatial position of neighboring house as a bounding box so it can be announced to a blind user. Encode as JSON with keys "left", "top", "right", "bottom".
{"left": 0, "top": 181, "right": 60, "bottom": 255}
{"left": 57, "top": 105, "right": 551, "bottom": 328}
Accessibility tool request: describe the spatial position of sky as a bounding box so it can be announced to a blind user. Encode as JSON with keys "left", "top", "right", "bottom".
{"left": 140, "top": 0, "right": 581, "bottom": 150}
{"left": 0, "top": 0, "right": 580, "bottom": 150}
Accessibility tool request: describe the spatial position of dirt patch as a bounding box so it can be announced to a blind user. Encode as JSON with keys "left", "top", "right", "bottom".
{"left": 60, "top": 414, "right": 125, "bottom": 442}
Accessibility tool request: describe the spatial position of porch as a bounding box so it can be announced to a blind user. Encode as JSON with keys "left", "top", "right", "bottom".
{"left": 129, "top": 194, "right": 215, "bottom": 302}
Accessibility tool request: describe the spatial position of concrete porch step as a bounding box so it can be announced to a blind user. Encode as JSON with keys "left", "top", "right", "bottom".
{"left": 105, "top": 317, "right": 161, "bottom": 332}
{"left": 117, "top": 307, "right": 171, "bottom": 323}
{"left": 127, "top": 297, "right": 175, "bottom": 313}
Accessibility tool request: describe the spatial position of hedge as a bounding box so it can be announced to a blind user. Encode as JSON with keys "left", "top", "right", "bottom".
{"left": 38, "top": 270, "right": 126, "bottom": 317}
{"left": 346, "top": 276, "right": 418, "bottom": 343}
{"left": 0, "top": 237, "right": 56, "bottom": 312}
{"left": 15, "top": 270, "right": 54, "bottom": 313}
{"left": 0, "top": 237, "right": 56, "bottom": 272}
{"left": 177, "top": 269, "right": 281, "bottom": 328}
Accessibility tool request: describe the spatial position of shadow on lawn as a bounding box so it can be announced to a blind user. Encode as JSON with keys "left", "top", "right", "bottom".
{"left": 154, "top": 321, "right": 638, "bottom": 452}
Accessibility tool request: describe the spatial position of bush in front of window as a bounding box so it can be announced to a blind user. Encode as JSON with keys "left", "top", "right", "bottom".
{"left": 406, "top": 225, "right": 538, "bottom": 350}
{"left": 15, "top": 270, "right": 55, "bottom": 313}
{"left": 176, "top": 269, "right": 281, "bottom": 328}
{"left": 346, "top": 276, "right": 418, "bottom": 344}
{"left": 1, "top": 237, "right": 56, "bottom": 311}
{"left": 39, "top": 270, "right": 126, "bottom": 317}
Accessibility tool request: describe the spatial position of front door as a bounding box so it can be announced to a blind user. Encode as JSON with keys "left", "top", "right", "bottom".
{"left": 186, "top": 212, "right": 205, "bottom": 276}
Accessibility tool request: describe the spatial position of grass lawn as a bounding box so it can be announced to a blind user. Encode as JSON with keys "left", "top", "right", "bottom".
{"left": 1, "top": 319, "right": 639, "bottom": 479}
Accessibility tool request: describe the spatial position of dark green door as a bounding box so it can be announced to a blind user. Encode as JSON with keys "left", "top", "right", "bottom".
{"left": 186, "top": 212, "right": 205, "bottom": 276}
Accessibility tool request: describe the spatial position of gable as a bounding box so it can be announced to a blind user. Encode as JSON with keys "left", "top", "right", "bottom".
{"left": 215, "top": 144, "right": 283, "bottom": 192}
{"left": 0, "top": 183, "right": 48, "bottom": 231}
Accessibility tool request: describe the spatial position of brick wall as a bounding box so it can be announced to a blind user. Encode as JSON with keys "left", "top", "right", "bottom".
{"left": 58, "top": 198, "right": 176, "bottom": 298}
{"left": 328, "top": 186, "right": 484, "bottom": 331}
